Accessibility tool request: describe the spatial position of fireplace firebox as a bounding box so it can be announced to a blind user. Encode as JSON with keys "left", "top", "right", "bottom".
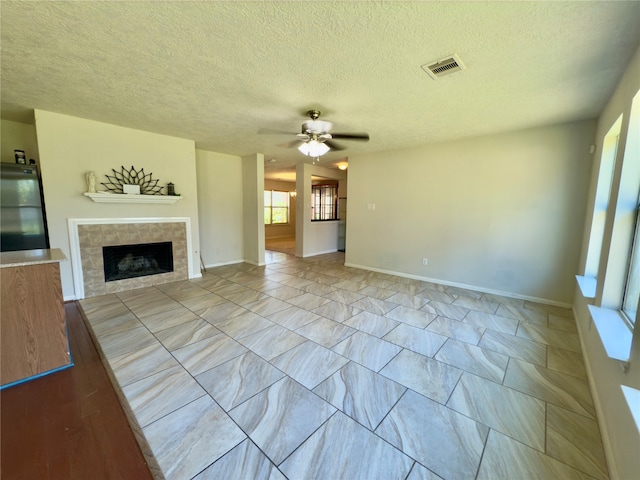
{"left": 103, "top": 241, "right": 173, "bottom": 282}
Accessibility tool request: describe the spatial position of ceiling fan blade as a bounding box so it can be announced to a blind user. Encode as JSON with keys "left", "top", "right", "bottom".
{"left": 258, "top": 128, "right": 296, "bottom": 135}
{"left": 330, "top": 132, "right": 370, "bottom": 141}
{"left": 278, "top": 140, "right": 305, "bottom": 149}
{"left": 324, "top": 140, "right": 347, "bottom": 151}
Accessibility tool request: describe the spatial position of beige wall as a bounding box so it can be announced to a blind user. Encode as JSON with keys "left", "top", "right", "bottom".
{"left": 574, "top": 44, "right": 640, "bottom": 480}
{"left": 0, "top": 119, "right": 39, "bottom": 165}
{"left": 34, "top": 110, "right": 201, "bottom": 299}
{"left": 196, "top": 149, "right": 244, "bottom": 266}
{"left": 346, "top": 119, "right": 595, "bottom": 305}
{"left": 265, "top": 179, "right": 296, "bottom": 239}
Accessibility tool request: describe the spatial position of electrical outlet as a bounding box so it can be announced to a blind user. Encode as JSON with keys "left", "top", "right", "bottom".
{"left": 422, "top": 258, "right": 428, "bottom": 266}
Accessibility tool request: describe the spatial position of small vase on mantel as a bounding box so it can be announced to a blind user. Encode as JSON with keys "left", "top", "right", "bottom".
{"left": 167, "top": 182, "right": 175, "bottom": 196}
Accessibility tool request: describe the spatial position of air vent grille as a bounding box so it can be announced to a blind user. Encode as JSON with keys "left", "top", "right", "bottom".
{"left": 421, "top": 54, "right": 466, "bottom": 80}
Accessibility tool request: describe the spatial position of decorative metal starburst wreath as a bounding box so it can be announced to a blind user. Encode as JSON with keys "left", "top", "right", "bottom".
{"left": 100, "top": 166, "right": 164, "bottom": 195}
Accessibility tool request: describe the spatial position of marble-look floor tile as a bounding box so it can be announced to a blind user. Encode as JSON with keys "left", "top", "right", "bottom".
{"left": 158, "top": 282, "right": 211, "bottom": 302}
{"left": 524, "top": 300, "right": 574, "bottom": 319}
{"left": 323, "top": 288, "right": 366, "bottom": 305}
{"left": 453, "top": 295, "right": 499, "bottom": 314}
{"left": 98, "top": 326, "right": 157, "bottom": 359}
{"left": 376, "top": 390, "right": 488, "bottom": 480}
{"left": 383, "top": 323, "right": 447, "bottom": 358}
{"left": 357, "top": 285, "right": 396, "bottom": 300}
{"left": 548, "top": 314, "right": 578, "bottom": 333}
{"left": 263, "top": 285, "right": 304, "bottom": 301}
{"left": 421, "top": 301, "right": 470, "bottom": 321}
{"left": 172, "top": 333, "right": 248, "bottom": 376}
{"left": 333, "top": 279, "right": 366, "bottom": 292}
{"left": 90, "top": 311, "right": 142, "bottom": 337}
{"left": 344, "top": 311, "right": 399, "bottom": 337}
{"left": 228, "top": 377, "right": 335, "bottom": 465}
{"left": 179, "top": 292, "right": 226, "bottom": 312}
{"left": 287, "top": 292, "right": 331, "bottom": 310}
{"left": 478, "top": 329, "right": 546, "bottom": 366}
{"left": 225, "top": 289, "right": 269, "bottom": 306}
{"left": 546, "top": 404, "right": 609, "bottom": 480}
{"left": 196, "top": 351, "right": 284, "bottom": 411}
{"left": 350, "top": 296, "right": 397, "bottom": 316}
{"left": 380, "top": 349, "right": 462, "bottom": 404}
{"left": 301, "top": 282, "right": 336, "bottom": 296}
{"left": 477, "top": 430, "right": 593, "bottom": 480}
{"left": 207, "top": 281, "right": 250, "bottom": 297}
{"left": 110, "top": 343, "right": 179, "bottom": 387}
{"left": 504, "top": 359, "right": 596, "bottom": 418}
{"left": 496, "top": 304, "right": 547, "bottom": 325}
{"left": 154, "top": 319, "right": 221, "bottom": 351}
{"left": 447, "top": 373, "right": 545, "bottom": 450}
{"left": 193, "top": 439, "right": 286, "bottom": 480}
{"left": 265, "top": 306, "right": 321, "bottom": 330}
{"left": 79, "top": 297, "right": 130, "bottom": 323}
{"left": 143, "top": 395, "right": 246, "bottom": 480}
{"left": 332, "top": 331, "right": 402, "bottom": 372}
{"left": 445, "top": 285, "right": 483, "bottom": 299}
{"left": 313, "top": 362, "right": 406, "bottom": 430}
{"left": 243, "top": 296, "right": 291, "bottom": 317}
{"left": 463, "top": 309, "right": 518, "bottom": 335}
{"left": 385, "top": 292, "right": 429, "bottom": 310}
{"left": 425, "top": 316, "right": 484, "bottom": 345}
{"left": 239, "top": 324, "right": 307, "bottom": 360}
{"left": 387, "top": 282, "right": 425, "bottom": 296}
{"left": 312, "top": 300, "right": 360, "bottom": 323}
{"left": 241, "top": 278, "right": 283, "bottom": 293}
{"left": 385, "top": 305, "right": 436, "bottom": 328}
{"left": 126, "top": 295, "right": 182, "bottom": 318}
{"left": 435, "top": 339, "right": 508, "bottom": 383}
{"left": 271, "top": 341, "right": 349, "bottom": 389}
{"left": 294, "top": 317, "right": 357, "bottom": 349}
{"left": 196, "top": 301, "right": 248, "bottom": 325}
{"left": 137, "top": 305, "right": 199, "bottom": 333}
{"left": 122, "top": 365, "right": 206, "bottom": 427}
{"left": 417, "top": 289, "right": 457, "bottom": 304}
{"left": 481, "top": 292, "right": 525, "bottom": 307}
{"left": 280, "top": 412, "right": 413, "bottom": 480}
{"left": 517, "top": 322, "right": 581, "bottom": 352}
{"left": 547, "top": 346, "right": 587, "bottom": 380}
{"left": 117, "top": 287, "right": 167, "bottom": 306}
{"left": 213, "top": 311, "right": 274, "bottom": 340}
{"left": 406, "top": 463, "right": 443, "bottom": 480}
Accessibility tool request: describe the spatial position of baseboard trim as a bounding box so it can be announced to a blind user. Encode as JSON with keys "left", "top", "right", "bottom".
{"left": 344, "top": 262, "right": 572, "bottom": 308}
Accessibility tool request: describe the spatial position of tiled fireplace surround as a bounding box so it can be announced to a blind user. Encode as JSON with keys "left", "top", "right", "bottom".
{"left": 71, "top": 219, "right": 190, "bottom": 299}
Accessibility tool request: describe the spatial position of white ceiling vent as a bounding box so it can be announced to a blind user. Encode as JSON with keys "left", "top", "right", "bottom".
{"left": 421, "top": 54, "right": 466, "bottom": 80}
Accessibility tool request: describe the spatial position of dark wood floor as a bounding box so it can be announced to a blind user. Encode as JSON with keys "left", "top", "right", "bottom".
{"left": 1, "top": 302, "right": 152, "bottom": 480}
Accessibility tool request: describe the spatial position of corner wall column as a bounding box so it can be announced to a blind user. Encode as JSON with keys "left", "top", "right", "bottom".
{"left": 242, "top": 153, "right": 265, "bottom": 265}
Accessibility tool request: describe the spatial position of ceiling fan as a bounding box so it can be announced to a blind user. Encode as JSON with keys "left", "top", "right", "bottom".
{"left": 260, "top": 110, "right": 369, "bottom": 157}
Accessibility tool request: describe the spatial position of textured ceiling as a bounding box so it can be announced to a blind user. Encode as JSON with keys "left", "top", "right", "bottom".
{"left": 2, "top": 1, "right": 639, "bottom": 180}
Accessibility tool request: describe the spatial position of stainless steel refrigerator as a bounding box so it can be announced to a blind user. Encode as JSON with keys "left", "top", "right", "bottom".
{"left": 1, "top": 163, "right": 49, "bottom": 252}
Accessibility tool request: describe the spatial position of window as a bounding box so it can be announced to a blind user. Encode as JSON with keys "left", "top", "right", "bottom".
{"left": 264, "top": 190, "right": 289, "bottom": 225}
{"left": 312, "top": 184, "right": 338, "bottom": 221}
{"left": 584, "top": 116, "right": 621, "bottom": 278}
{"left": 623, "top": 194, "right": 640, "bottom": 325}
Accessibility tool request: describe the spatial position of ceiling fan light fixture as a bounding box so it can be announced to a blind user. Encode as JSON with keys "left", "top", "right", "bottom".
{"left": 298, "top": 140, "right": 329, "bottom": 157}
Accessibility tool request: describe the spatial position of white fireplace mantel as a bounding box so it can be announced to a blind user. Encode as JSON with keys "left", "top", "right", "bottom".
{"left": 84, "top": 192, "right": 183, "bottom": 204}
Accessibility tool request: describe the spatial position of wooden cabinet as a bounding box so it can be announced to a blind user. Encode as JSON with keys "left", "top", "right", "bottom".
{"left": 1, "top": 249, "right": 71, "bottom": 387}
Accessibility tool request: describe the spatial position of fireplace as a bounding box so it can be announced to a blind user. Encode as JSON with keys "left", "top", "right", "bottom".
{"left": 69, "top": 218, "right": 193, "bottom": 298}
{"left": 103, "top": 241, "right": 173, "bottom": 282}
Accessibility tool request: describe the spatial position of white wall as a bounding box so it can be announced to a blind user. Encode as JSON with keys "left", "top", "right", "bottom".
{"left": 1, "top": 119, "right": 39, "bottom": 164}
{"left": 346, "top": 119, "right": 596, "bottom": 305}
{"left": 196, "top": 149, "right": 244, "bottom": 267}
{"left": 34, "top": 110, "right": 201, "bottom": 299}
{"left": 574, "top": 44, "right": 640, "bottom": 480}
{"left": 242, "top": 153, "right": 265, "bottom": 265}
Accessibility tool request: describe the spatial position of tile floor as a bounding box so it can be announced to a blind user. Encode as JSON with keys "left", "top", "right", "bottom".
{"left": 78, "top": 251, "right": 608, "bottom": 480}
